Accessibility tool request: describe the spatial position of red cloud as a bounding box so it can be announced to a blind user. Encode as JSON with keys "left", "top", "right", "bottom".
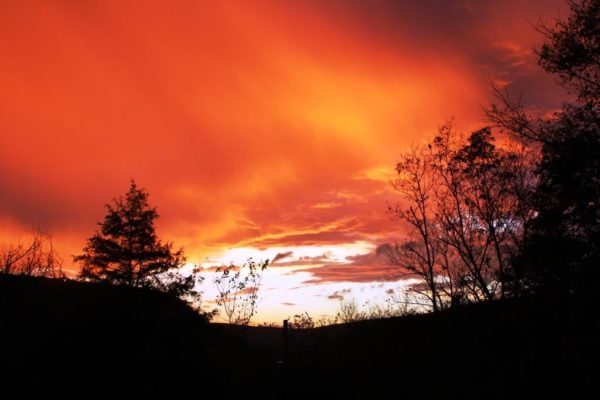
{"left": 294, "top": 243, "right": 410, "bottom": 284}
{"left": 0, "top": 0, "right": 568, "bottom": 276}
{"left": 301, "top": 264, "right": 406, "bottom": 284}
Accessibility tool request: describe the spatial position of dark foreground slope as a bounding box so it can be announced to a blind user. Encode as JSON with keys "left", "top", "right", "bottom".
{"left": 283, "top": 295, "right": 599, "bottom": 399}
{"left": 1, "top": 275, "right": 598, "bottom": 398}
{"left": 0, "top": 275, "right": 213, "bottom": 395}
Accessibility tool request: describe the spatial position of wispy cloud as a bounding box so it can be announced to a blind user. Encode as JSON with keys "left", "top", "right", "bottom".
{"left": 272, "top": 251, "right": 294, "bottom": 264}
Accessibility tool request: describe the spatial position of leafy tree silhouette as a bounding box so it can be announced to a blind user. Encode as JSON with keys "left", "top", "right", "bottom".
{"left": 519, "top": 104, "right": 600, "bottom": 293}
{"left": 537, "top": 0, "right": 600, "bottom": 104}
{"left": 75, "top": 180, "right": 199, "bottom": 298}
{"left": 488, "top": 0, "right": 600, "bottom": 294}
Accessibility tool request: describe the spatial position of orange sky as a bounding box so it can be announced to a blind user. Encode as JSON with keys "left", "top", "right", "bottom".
{"left": 0, "top": 0, "right": 568, "bottom": 321}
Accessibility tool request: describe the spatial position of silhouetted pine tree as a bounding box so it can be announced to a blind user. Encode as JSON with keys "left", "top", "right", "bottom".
{"left": 75, "top": 181, "right": 192, "bottom": 295}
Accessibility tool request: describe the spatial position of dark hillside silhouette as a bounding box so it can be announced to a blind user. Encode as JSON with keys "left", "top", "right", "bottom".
{"left": 0, "top": 274, "right": 211, "bottom": 395}
{"left": 1, "top": 275, "right": 596, "bottom": 398}
{"left": 286, "top": 296, "right": 597, "bottom": 399}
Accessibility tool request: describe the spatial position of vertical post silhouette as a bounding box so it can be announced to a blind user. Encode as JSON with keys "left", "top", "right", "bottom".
{"left": 283, "top": 319, "right": 289, "bottom": 400}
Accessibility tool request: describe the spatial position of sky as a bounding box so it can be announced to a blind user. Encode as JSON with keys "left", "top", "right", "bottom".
{"left": 0, "top": 0, "right": 569, "bottom": 323}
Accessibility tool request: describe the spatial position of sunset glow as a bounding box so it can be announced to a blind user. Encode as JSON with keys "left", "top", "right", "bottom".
{"left": 0, "top": 0, "right": 568, "bottom": 322}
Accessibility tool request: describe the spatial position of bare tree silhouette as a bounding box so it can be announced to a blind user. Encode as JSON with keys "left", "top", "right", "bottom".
{"left": 1, "top": 226, "right": 64, "bottom": 278}
{"left": 213, "top": 258, "right": 268, "bottom": 325}
{"left": 388, "top": 123, "right": 534, "bottom": 308}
